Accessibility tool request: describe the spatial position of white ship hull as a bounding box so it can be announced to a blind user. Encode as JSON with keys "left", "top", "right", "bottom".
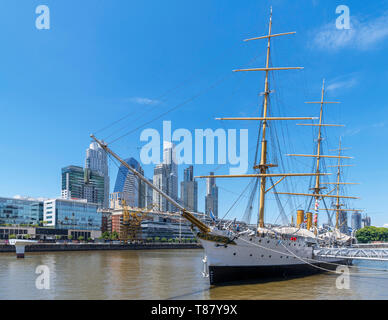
{"left": 198, "top": 231, "right": 351, "bottom": 285}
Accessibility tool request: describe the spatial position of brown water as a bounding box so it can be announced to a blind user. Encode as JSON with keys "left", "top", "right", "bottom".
{"left": 0, "top": 249, "right": 387, "bottom": 299}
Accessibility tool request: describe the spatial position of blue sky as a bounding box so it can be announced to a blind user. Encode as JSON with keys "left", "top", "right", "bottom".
{"left": 0, "top": 0, "right": 388, "bottom": 227}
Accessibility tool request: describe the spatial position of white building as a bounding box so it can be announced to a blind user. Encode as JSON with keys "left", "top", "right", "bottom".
{"left": 43, "top": 198, "right": 101, "bottom": 231}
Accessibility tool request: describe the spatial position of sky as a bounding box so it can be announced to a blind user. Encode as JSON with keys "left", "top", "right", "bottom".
{"left": 0, "top": 0, "right": 388, "bottom": 227}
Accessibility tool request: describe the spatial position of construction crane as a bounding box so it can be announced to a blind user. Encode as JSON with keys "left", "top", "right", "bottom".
{"left": 120, "top": 199, "right": 149, "bottom": 243}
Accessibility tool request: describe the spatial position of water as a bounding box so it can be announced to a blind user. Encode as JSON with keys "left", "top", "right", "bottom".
{"left": 0, "top": 249, "right": 387, "bottom": 299}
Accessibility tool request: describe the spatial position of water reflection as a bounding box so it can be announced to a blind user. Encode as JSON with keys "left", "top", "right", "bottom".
{"left": 0, "top": 250, "right": 387, "bottom": 299}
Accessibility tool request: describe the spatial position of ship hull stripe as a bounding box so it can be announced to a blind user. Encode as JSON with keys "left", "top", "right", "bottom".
{"left": 208, "top": 260, "right": 350, "bottom": 285}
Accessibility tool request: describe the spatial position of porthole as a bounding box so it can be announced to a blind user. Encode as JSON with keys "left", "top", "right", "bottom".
{"left": 269, "top": 255, "right": 272, "bottom": 258}
{"left": 261, "top": 254, "right": 264, "bottom": 258}
{"left": 250, "top": 254, "right": 253, "bottom": 257}
{"left": 233, "top": 252, "right": 236, "bottom": 256}
{"left": 267, "top": 240, "right": 270, "bottom": 244}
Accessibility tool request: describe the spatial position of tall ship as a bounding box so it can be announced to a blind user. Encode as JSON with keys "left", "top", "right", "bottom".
{"left": 91, "top": 9, "right": 358, "bottom": 285}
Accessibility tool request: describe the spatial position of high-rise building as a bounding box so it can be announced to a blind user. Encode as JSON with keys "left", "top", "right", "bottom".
{"left": 362, "top": 215, "right": 371, "bottom": 227}
{"left": 181, "top": 166, "right": 198, "bottom": 212}
{"left": 61, "top": 166, "right": 105, "bottom": 207}
{"left": 152, "top": 142, "right": 179, "bottom": 212}
{"left": 145, "top": 179, "right": 154, "bottom": 209}
{"left": 85, "top": 142, "right": 109, "bottom": 208}
{"left": 205, "top": 171, "right": 218, "bottom": 218}
{"left": 113, "top": 158, "right": 145, "bottom": 208}
{"left": 339, "top": 211, "right": 348, "bottom": 234}
{"left": 351, "top": 211, "right": 362, "bottom": 232}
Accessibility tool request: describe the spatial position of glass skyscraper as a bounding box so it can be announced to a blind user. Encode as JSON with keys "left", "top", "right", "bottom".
{"left": 85, "top": 142, "right": 110, "bottom": 208}
{"left": 61, "top": 165, "right": 105, "bottom": 207}
{"left": 205, "top": 171, "right": 218, "bottom": 218}
{"left": 181, "top": 166, "right": 198, "bottom": 212}
{"left": 113, "top": 158, "right": 145, "bottom": 208}
{"left": 153, "top": 142, "right": 179, "bottom": 212}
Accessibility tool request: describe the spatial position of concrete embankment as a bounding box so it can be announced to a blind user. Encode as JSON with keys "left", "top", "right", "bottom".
{"left": 0, "top": 242, "right": 202, "bottom": 253}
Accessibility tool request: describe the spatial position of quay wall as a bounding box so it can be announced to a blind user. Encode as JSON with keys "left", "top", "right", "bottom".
{"left": 0, "top": 243, "right": 202, "bottom": 253}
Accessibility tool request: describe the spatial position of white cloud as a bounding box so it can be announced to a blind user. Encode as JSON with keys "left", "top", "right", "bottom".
{"left": 372, "top": 122, "right": 386, "bottom": 128}
{"left": 343, "top": 128, "right": 361, "bottom": 137}
{"left": 128, "top": 97, "right": 159, "bottom": 105}
{"left": 312, "top": 12, "right": 388, "bottom": 51}
{"left": 383, "top": 224, "right": 388, "bottom": 228}
{"left": 326, "top": 77, "right": 358, "bottom": 92}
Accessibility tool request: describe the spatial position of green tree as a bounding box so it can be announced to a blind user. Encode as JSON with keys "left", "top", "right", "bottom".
{"left": 356, "top": 226, "right": 388, "bottom": 243}
{"left": 78, "top": 236, "right": 84, "bottom": 241}
{"left": 68, "top": 235, "right": 73, "bottom": 240}
{"left": 111, "top": 231, "right": 119, "bottom": 240}
{"left": 102, "top": 231, "right": 110, "bottom": 240}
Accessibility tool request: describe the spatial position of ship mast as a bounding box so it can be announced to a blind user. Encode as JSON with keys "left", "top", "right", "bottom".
{"left": 276, "top": 83, "right": 360, "bottom": 228}
{"left": 196, "top": 8, "right": 328, "bottom": 230}
{"left": 257, "top": 7, "right": 273, "bottom": 229}
{"left": 322, "top": 138, "right": 361, "bottom": 230}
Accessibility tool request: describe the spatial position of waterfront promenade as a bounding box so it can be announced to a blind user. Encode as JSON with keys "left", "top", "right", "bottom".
{"left": 0, "top": 242, "right": 202, "bottom": 253}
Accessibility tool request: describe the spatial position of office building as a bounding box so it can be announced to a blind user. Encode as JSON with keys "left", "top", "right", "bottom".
{"left": 153, "top": 142, "right": 178, "bottom": 212}
{"left": 113, "top": 158, "right": 145, "bottom": 208}
{"left": 339, "top": 211, "right": 348, "bottom": 234}
{"left": 145, "top": 179, "right": 154, "bottom": 209}
{"left": 205, "top": 171, "right": 218, "bottom": 218}
{"left": 85, "top": 141, "right": 110, "bottom": 208}
{"left": 351, "top": 211, "right": 362, "bottom": 232}
{"left": 61, "top": 165, "right": 105, "bottom": 207}
{"left": 180, "top": 166, "right": 198, "bottom": 212}
{"left": 362, "top": 215, "right": 371, "bottom": 227}
{"left": 44, "top": 198, "right": 101, "bottom": 231}
{"left": 0, "top": 196, "right": 43, "bottom": 226}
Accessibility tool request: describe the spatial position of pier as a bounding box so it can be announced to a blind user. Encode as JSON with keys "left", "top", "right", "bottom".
{"left": 0, "top": 242, "right": 202, "bottom": 254}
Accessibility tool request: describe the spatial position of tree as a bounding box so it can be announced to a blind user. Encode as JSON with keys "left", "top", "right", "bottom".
{"left": 78, "top": 236, "right": 84, "bottom": 241}
{"left": 356, "top": 226, "right": 388, "bottom": 243}
{"left": 111, "top": 231, "right": 119, "bottom": 240}
{"left": 102, "top": 231, "right": 110, "bottom": 240}
{"left": 68, "top": 235, "right": 73, "bottom": 240}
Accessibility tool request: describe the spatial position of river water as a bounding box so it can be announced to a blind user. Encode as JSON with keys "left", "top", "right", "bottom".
{"left": 0, "top": 249, "right": 387, "bottom": 299}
